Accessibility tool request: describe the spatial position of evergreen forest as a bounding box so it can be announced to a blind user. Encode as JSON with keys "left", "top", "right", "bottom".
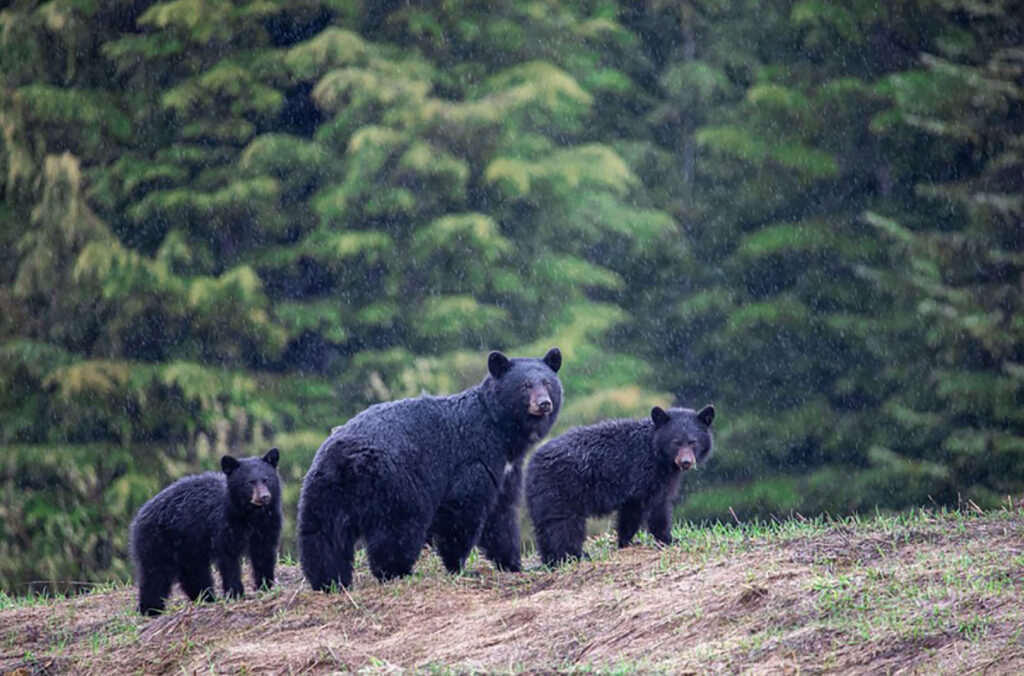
{"left": 1, "top": 0, "right": 1022, "bottom": 594}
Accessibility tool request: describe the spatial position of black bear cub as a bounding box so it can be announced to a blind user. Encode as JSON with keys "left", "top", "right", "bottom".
{"left": 298, "top": 349, "right": 562, "bottom": 591}
{"left": 130, "top": 448, "right": 282, "bottom": 616}
{"left": 525, "top": 406, "right": 714, "bottom": 566}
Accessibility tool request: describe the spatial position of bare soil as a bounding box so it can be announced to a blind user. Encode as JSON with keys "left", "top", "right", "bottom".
{"left": 1, "top": 511, "right": 1023, "bottom": 674}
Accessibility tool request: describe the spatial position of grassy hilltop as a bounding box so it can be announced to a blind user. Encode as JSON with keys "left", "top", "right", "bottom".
{"left": 1, "top": 508, "right": 1022, "bottom": 674}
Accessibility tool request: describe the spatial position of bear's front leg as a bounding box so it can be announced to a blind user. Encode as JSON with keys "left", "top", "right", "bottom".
{"left": 616, "top": 498, "right": 645, "bottom": 548}
{"left": 645, "top": 496, "right": 674, "bottom": 546}
{"left": 249, "top": 533, "right": 278, "bottom": 591}
{"left": 431, "top": 464, "right": 495, "bottom": 574}
{"left": 218, "top": 555, "right": 245, "bottom": 599}
{"left": 478, "top": 460, "right": 523, "bottom": 572}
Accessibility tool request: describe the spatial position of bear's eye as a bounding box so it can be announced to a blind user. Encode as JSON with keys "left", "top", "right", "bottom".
{"left": 521, "top": 382, "right": 532, "bottom": 389}
{"left": 542, "top": 379, "right": 550, "bottom": 387}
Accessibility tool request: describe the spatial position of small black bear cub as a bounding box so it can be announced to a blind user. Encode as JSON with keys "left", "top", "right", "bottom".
{"left": 130, "top": 448, "right": 282, "bottom": 616}
{"left": 526, "top": 406, "right": 714, "bottom": 566}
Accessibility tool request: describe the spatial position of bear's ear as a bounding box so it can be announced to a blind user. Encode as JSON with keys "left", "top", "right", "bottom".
{"left": 488, "top": 351, "right": 512, "bottom": 378}
{"left": 542, "top": 347, "right": 562, "bottom": 373}
{"left": 651, "top": 406, "right": 670, "bottom": 427}
{"left": 263, "top": 447, "right": 280, "bottom": 468}
{"left": 697, "top": 405, "right": 715, "bottom": 427}
{"left": 221, "top": 455, "right": 241, "bottom": 475}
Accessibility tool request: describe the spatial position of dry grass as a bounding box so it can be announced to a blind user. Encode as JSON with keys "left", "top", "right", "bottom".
{"left": 1, "top": 509, "right": 1023, "bottom": 674}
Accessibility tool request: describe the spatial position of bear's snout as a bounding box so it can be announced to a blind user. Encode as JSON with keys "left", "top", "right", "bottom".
{"left": 251, "top": 482, "right": 273, "bottom": 506}
{"left": 675, "top": 444, "right": 696, "bottom": 471}
{"left": 528, "top": 396, "right": 553, "bottom": 416}
{"left": 527, "top": 386, "right": 554, "bottom": 416}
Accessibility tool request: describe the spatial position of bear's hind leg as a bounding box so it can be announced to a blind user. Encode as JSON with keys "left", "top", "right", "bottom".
{"left": 309, "top": 525, "right": 354, "bottom": 591}
{"left": 137, "top": 561, "right": 175, "bottom": 616}
{"left": 299, "top": 504, "right": 356, "bottom": 591}
{"left": 616, "top": 498, "right": 645, "bottom": 548}
{"left": 178, "top": 564, "right": 216, "bottom": 604}
{"left": 535, "top": 517, "right": 586, "bottom": 567}
{"left": 366, "top": 521, "right": 427, "bottom": 582}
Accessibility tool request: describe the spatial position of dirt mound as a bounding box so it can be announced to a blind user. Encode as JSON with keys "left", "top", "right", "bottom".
{"left": 2, "top": 511, "right": 1022, "bottom": 673}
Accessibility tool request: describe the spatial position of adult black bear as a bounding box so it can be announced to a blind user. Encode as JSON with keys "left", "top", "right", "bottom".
{"left": 130, "top": 448, "right": 282, "bottom": 616}
{"left": 525, "top": 406, "right": 714, "bottom": 566}
{"left": 298, "top": 349, "right": 562, "bottom": 590}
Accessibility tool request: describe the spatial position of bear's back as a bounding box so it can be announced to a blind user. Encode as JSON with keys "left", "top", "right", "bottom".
{"left": 533, "top": 418, "right": 651, "bottom": 466}
{"left": 132, "top": 472, "right": 225, "bottom": 539}
{"left": 527, "top": 418, "right": 657, "bottom": 512}
{"left": 327, "top": 388, "right": 481, "bottom": 461}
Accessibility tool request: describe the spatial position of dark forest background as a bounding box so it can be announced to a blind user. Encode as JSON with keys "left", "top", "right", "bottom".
{"left": 1, "top": 0, "right": 1022, "bottom": 594}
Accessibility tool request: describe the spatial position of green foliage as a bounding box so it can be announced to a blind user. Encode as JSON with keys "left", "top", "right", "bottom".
{"left": 0, "top": 443, "right": 161, "bottom": 593}
{"left": 1, "top": 0, "right": 1022, "bottom": 594}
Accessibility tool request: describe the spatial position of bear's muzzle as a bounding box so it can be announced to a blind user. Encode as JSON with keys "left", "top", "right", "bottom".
{"left": 251, "top": 482, "right": 273, "bottom": 506}
{"left": 675, "top": 444, "right": 696, "bottom": 471}
{"left": 527, "top": 387, "right": 553, "bottom": 417}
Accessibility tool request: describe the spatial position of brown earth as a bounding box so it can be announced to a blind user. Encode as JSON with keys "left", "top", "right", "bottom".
{"left": 1, "top": 512, "right": 1023, "bottom": 674}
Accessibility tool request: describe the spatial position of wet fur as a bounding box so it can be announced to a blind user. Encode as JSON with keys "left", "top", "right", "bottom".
{"left": 130, "top": 449, "right": 282, "bottom": 615}
{"left": 298, "top": 350, "right": 562, "bottom": 590}
{"left": 526, "top": 407, "right": 713, "bottom": 566}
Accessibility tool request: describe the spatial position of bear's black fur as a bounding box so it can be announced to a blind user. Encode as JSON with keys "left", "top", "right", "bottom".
{"left": 476, "top": 458, "right": 525, "bottom": 572}
{"left": 525, "top": 406, "right": 714, "bottom": 566}
{"left": 298, "top": 349, "right": 562, "bottom": 590}
{"left": 130, "top": 448, "right": 282, "bottom": 616}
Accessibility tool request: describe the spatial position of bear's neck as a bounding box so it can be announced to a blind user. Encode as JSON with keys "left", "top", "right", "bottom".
{"left": 639, "top": 419, "right": 679, "bottom": 474}
{"left": 477, "top": 384, "right": 544, "bottom": 461}
{"left": 225, "top": 497, "right": 272, "bottom": 524}
{"left": 225, "top": 501, "right": 250, "bottom": 524}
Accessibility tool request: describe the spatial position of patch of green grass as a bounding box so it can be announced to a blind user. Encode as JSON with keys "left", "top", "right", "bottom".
{"left": 365, "top": 654, "right": 401, "bottom": 670}
{"left": 554, "top": 657, "right": 663, "bottom": 674}
{"left": 669, "top": 516, "right": 828, "bottom": 555}
{"left": 39, "top": 603, "right": 87, "bottom": 657}
{"left": 420, "top": 661, "right": 471, "bottom": 675}
{"left": 1, "top": 579, "right": 133, "bottom": 612}
{"left": 0, "top": 589, "right": 61, "bottom": 610}
{"left": 523, "top": 505, "right": 1023, "bottom": 583}
{"left": 585, "top": 532, "right": 618, "bottom": 561}
{"left": 801, "top": 517, "right": 1024, "bottom": 648}
{"left": 87, "top": 611, "right": 139, "bottom": 652}
{"left": 957, "top": 615, "right": 992, "bottom": 642}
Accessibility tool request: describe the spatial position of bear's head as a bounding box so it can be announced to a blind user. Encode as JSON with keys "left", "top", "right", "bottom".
{"left": 650, "top": 405, "right": 714, "bottom": 472}
{"left": 221, "top": 447, "right": 282, "bottom": 513}
{"left": 484, "top": 347, "right": 563, "bottom": 447}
